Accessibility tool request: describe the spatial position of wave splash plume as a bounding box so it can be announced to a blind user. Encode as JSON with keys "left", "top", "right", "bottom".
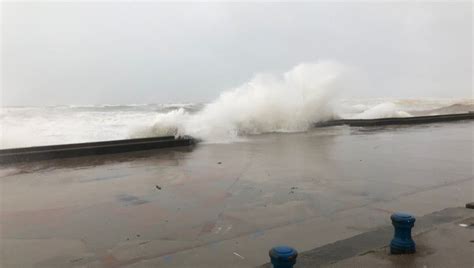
{"left": 2, "top": 61, "right": 472, "bottom": 148}
{"left": 135, "top": 61, "right": 348, "bottom": 141}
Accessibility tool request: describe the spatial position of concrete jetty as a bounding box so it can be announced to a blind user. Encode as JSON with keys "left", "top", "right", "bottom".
{"left": 315, "top": 112, "right": 473, "bottom": 127}
{"left": 0, "top": 136, "right": 194, "bottom": 164}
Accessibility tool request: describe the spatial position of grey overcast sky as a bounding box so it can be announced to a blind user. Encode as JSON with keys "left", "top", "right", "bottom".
{"left": 1, "top": 1, "right": 472, "bottom": 106}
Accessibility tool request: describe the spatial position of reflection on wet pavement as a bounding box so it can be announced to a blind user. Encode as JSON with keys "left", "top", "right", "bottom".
{"left": 1, "top": 122, "right": 472, "bottom": 267}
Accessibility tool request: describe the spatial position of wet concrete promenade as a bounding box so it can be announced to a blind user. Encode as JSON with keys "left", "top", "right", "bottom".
{"left": 1, "top": 121, "right": 472, "bottom": 267}
{"left": 325, "top": 207, "right": 474, "bottom": 268}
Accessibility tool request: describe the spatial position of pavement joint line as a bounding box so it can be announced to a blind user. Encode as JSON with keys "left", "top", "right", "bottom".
{"left": 259, "top": 207, "right": 474, "bottom": 268}
{"left": 79, "top": 180, "right": 474, "bottom": 267}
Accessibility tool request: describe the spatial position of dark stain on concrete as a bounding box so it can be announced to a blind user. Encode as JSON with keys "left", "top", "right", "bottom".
{"left": 116, "top": 194, "right": 149, "bottom": 206}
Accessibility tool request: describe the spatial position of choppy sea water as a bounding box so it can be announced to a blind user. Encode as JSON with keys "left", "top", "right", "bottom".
{"left": 1, "top": 98, "right": 471, "bottom": 149}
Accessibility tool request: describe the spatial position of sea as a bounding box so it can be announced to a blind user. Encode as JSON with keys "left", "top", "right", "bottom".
{"left": 1, "top": 98, "right": 472, "bottom": 149}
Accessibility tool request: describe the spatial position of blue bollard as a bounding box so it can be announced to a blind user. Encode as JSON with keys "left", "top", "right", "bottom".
{"left": 390, "top": 212, "right": 416, "bottom": 254}
{"left": 269, "top": 246, "right": 298, "bottom": 268}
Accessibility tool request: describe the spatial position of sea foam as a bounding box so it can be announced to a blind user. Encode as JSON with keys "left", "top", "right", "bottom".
{"left": 134, "top": 61, "right": 349, "bottom": 141}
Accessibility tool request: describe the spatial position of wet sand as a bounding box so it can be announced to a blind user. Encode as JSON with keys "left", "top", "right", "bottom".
{"left": 0, "top": 121, "right": 473, "bottom": 267}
